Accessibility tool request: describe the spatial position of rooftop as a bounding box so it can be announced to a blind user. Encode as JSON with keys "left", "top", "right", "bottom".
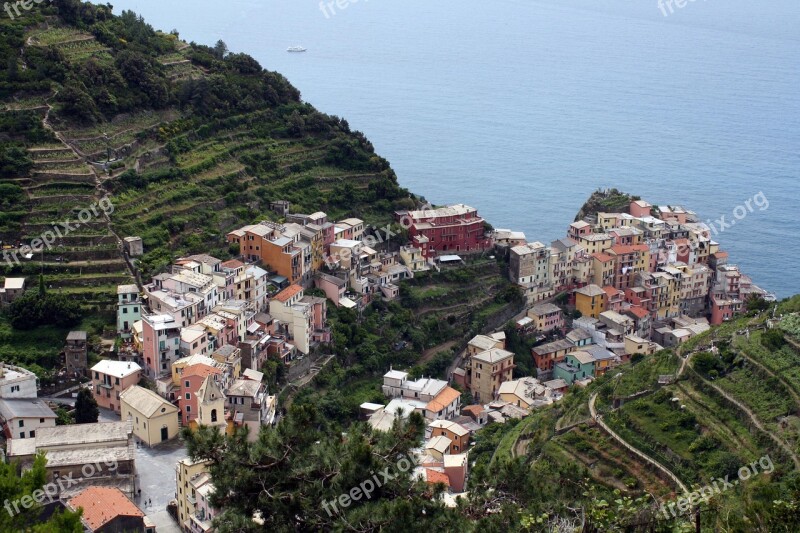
{"left": 116, "top": 284, "right": 139, "bottom": 295}
{"left": 119, "top": 385, "right": 178, "bottom": 418}
{"left": 427, "top": 386, "right": 461, "bottom": 413}
{"left": 69, "top": 486, "right": 143, "bottom": 531}
{"left": 472, "top": 348, "right": 514, "bottom": 364}
{"left": 575, "top": 284, "right": 605, "bottom": 298}
{"left": 66, "top": 330, "right": 87, "bottom": 342}
{"left": 33, "top": 421, "right": 131, "bottom": 449}
{"left": 0, "top": 398, "right": 56, "bottom": 420}
{"left": 529, "top": 303, "right": 561, "bottom": 316}
{"left": 274, "top": 284, "right": 303, "bottom": 303}
{"left": 428, "top": 419, "right": 470, "bottom": 437}
{"left": 3, "top": 278, "right": 25, "bottom": 290}
{"left": 227, "top": 379, "right": 263, "bottom": 398}
{"left": 91, "top": 360, "right": 141, "bottom": 379}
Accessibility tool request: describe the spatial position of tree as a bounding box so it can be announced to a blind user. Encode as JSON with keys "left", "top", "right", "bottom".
{"left": 0, "top": 453, "right": 83, "bottom": 532}
{"left": 213, "top": 39, "right": 229, "bottom": 59}
{"left": 762, "top": 329, "right": 787, "bottom": 351}
{"left": 183, "top": 405, "right": 465, "bottom": 532}
{"left": 55, "top": 406, "right": 74, "bottom": 425}
{"left": 74, "top": 388, "right": 99, "bottom": 424}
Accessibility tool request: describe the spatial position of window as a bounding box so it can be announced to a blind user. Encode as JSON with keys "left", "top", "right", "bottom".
{"left": 123, "top": 308, "right": 128, "bottom": 314}
{"left": 19, "top": 432, "right": 24, "bottom": 439}
{"left": 185, "top": 393, "right": 191, "bottom": 400}
{"left": 211, "top": 409, "right": 217, "bottom": 423}
{"left": 39, "top": 418, "right": 44, "bottom": 423}
{"left": 186, "top": 406, "right": 191, "bottom": 413}
{"left": 115, "top": 377, "right": 120, "bottom": 385}
{"left": 29, "top": 430, "right": 35, "bottom": 438}
{"left": 18, "top": 420, "right": 23, "bottom": 428}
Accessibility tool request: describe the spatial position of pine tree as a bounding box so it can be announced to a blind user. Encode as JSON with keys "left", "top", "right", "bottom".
{"left": 74, "top": 388, "right": 99, "bottom": 424}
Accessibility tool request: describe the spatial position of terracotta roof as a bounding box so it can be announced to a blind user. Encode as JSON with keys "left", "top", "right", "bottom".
{"left": 609, "top": 244, "right": 647, "bottom": 255}
{"left": 427, "top": 386, "right": 461, "bottom": 413}
{"left": 625, "top": 306, "right": 650, "bottom": 319}
{"left": 274, "top": 284, "right": 303, "bottom": 303}
{"left": 591, "top": 252, "right": 614, "bottom": 262}
{"left": 462, "top": 405, "right": 484, "bottom": 418}
{"left": 182, "top": 363, "right": 221, "bottom": 379}
{"left": 221, "top": 259, "right": 244, "bottom": 268}
{"left": 69, "top": 487, "right": 143, "bottom": 531}
{"left": 425, "top": 469, "right": 451, "bottom": 486}
{"left": 603, "top": 286, "right": 623, "bottom": 298}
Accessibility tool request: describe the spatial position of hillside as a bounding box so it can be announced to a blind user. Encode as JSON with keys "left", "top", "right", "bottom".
{"left": 0, "top": 1, "right": 410, "bottom": 315}
{"left": 466, "top": 295, "right": 800, "bottom": 531}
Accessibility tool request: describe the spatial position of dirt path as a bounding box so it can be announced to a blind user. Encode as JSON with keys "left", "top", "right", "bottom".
{"left": 589, "top": 393, "right": 689, "bottom": 494}
{"left": 420, "top": 340, "right": 458, "bottom": 364}
{"left": 694, "top": 374, "right": 800, "bottom": 470}
{"left": 737, "top": 346, "right": 800, "bottom": 410}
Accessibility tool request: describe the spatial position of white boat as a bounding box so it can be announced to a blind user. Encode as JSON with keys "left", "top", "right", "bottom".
{"left": 287, "top": 46, "right": 307, "bottom": 53}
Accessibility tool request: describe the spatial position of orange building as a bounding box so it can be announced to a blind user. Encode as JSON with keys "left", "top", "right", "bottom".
{"left": 227, "top": 222, "right": 302, "bottom": 283}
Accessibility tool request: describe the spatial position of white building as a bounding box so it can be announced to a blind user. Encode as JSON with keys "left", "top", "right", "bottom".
{"left": 0, "top": 363, "right": 38, "bottom": 398}
{"left": 0, "top": 398, "right": 56, "bottom": 439}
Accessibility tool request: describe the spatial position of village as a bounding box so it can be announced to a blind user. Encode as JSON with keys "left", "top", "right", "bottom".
{"left": 0, "top": 196, "right": 772, "bottom": 532}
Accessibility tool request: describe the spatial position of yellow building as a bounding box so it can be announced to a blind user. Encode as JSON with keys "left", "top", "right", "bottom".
{"left": 469, "top": 348, "right": 515, "bottom": 403}
{"left": 575, "top": 284, "right": 606, "bottom": 319}
{"left": 578, "top": 233, "right": 613, "bottom": 256}
{"left": 189, "top": 375, "right": 230, "bottom": 435}
{"left": 591, "top": 253, "right": 616, "bottom": 287}
{"left": 119, "top": 385, "right": 180, "bottom": 447}
{"left": 176, "top": 457, "right": 211, "bottom": 528}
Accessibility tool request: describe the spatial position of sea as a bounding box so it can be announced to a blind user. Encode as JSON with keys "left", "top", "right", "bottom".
{"left": 114, "top": 0, "right": 800, "bottom": 298}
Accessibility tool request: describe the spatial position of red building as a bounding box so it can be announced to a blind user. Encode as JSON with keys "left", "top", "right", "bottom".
{"left": 395, "top": 204, "right": 491, "bottom": 258}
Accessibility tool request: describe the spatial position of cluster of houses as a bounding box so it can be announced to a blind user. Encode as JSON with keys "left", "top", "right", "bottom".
{"left": 0, "top": 196, "right": 773, "bottom": 528}
{"left": 0, "top": 362, "right": 155, "bottom": 531}
{"left": 364, "top": 333, "right": 568, "bottom": 500}
{"left": 504, "top": 198, "right": 769, "bottom": 328}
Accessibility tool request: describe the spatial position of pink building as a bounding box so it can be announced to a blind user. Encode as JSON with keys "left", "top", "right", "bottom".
{"left": 141, "top": 314, "right": 181, "bottom": 379}
{"left": 629, "top": 200, "right": 652, "bottom": 218}
{"left": 315, "top": 272, "right": 346, "bottom": 307}
{"left": 603, "top": 286, "right": 624, "bottom": 312}
{"left": 91, "top": 360, "right": 142, "bottom": 413}
{"left": 178, "top": 364, "right": 222, "bottom": 426}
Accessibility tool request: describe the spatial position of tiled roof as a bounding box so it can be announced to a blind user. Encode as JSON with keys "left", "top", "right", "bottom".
{"left": 274, "top": 284, "right": 303, "bottom": 303}
{"left": 119, "top": 385, "right": 177, "bottom": 418}
{"left": 425, "top": 468, "right": 451, "bottom": 486}
{"left": 591, "top": 252, "right": 614, "bottom": 262}
{"left": 182, "top": 363, "right": 221, "bottom": 379}
{"left": 68, "top": 486, "right": 143, "bottom": 530}
{"left": 426, "top": 386, "right": 461, "bottom": 413}
{"left": 625, "top": 306, "right": 650, "bottom": 319}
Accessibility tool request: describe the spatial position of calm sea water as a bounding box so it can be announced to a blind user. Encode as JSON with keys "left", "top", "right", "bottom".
{"left": 115, "top": 0, "right": 800, "bottom": 298}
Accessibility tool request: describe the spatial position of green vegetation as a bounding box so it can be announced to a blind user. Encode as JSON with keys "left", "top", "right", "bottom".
{"left": 74, "top": 387, "right": 99, "bottom": 424}
{"left": 573, "top": 188, "right": 641, "bottom": 222}
{"left": 0, "top": 454, "right": 83, "bottom": 532}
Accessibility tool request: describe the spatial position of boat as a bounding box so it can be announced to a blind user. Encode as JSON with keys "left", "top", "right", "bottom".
{"left": 287, "top": 46, "right": 307, "bottom": 53}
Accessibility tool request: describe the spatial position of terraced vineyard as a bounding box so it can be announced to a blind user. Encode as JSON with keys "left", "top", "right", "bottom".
{"left": 1, "top": 7, "right": 409, "bottom": 315}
